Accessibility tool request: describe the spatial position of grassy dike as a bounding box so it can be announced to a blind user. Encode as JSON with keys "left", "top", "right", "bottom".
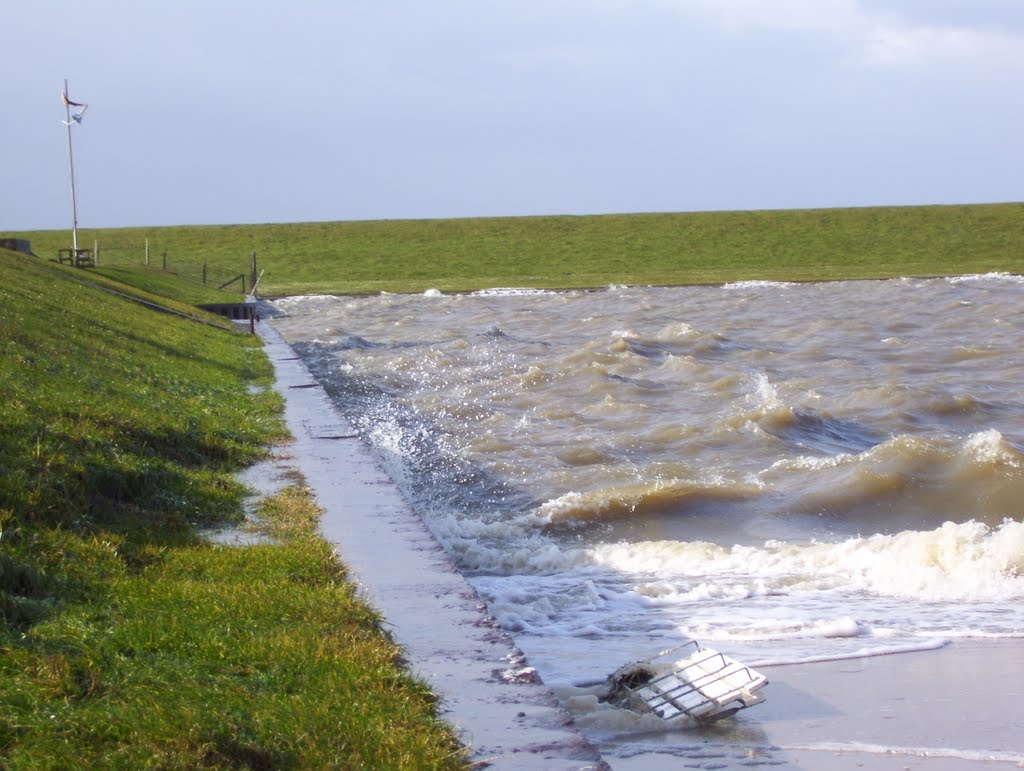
{"left": 8, "top": 202, "right": 1024, "bottom": 295}
{"left": 0, "top": 250, "right": 465, "bottom": 768}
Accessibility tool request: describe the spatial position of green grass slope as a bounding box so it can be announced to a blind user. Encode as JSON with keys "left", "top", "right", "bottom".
{"left": 0, "top": 249, "right": 464, "bottom": 768}
{"left": 89, "top": 264, "right": 247, "bottom": 306}
{"left": 0, "top": 250, "right": 274, "bottom": 540}
{"left": 7, "top": 202, "right": 1024, "bottom": 295}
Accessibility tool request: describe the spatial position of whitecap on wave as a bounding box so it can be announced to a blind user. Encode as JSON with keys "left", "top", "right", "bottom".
{"left": 471, "top": 287, "right": 557, "bottom": 296}
{"left": 723, "top": 280, "right": 799, "bottom": 289}
{"left": 948, "top": 272, "right": 1024, "bottom": 284}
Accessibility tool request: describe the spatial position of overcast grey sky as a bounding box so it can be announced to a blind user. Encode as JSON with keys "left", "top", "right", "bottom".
{"left": 4, "top": 0, "right": 1024, "bottom": 230}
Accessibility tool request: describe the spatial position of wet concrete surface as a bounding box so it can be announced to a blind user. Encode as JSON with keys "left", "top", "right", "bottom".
{"left": 258, "top": 321, "right": 605, "bottom": 770}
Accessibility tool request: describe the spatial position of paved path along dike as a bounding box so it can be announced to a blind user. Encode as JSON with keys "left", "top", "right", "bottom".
{"left": 258, "top": 321, "right": 606, "bottom": 770}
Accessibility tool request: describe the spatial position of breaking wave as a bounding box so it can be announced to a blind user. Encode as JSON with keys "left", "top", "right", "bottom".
{"left": 537, "top": 477, "right": 763, "bottom": 526}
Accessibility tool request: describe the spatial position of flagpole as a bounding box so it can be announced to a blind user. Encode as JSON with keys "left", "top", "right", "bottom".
{"left": 64, "top": 78, "right": 79, "bottom": 253}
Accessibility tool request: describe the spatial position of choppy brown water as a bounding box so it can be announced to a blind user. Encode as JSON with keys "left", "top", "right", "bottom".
{"left": 270, "top": 275, "right": 1024, "bottom": 757}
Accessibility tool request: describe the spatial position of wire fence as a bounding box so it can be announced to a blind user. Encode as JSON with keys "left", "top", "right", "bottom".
{"left": 91, "top": 240, "right": 254, "bottom": 293}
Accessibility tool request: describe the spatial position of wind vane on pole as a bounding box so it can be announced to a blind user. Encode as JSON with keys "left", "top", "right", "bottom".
{"left": 61, "top": 79, "right": 90, "bottom": 264}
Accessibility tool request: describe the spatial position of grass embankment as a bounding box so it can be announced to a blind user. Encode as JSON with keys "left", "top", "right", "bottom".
{"left": 8, "top": 202, "right": 1024, "bottom": 295}
{"left": 89, "top": 264, "right": 248, "bottom": 306}
{"left": 0, "top": 249, "right": 464, "bottom": 768}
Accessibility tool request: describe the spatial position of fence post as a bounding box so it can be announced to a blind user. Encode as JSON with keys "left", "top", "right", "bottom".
{"left": 162, "top": 248, "right": 167, "bottom": 272}
{"left": 203, "top": 259, "right": 208, "bottom": 285}
{"left": 145, "top": 239, "right": 149, "bottom": 266}
{"left": 94, "top": 240, "right": 99, "bottom": 266}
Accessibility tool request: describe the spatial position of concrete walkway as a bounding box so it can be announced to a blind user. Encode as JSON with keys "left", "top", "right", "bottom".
{"left": 259, "top": 322, "right": 605, "bottom": 770}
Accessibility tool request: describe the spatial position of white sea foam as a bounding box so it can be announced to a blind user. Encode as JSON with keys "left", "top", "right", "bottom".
{"left": 785, "top": 740, "right": 1024, "bottom": 767}
{"left": 269, "top": 294, "right": 341, "bottom": 316}
{"left": 948, "top": 271, "right": 1024, "bottom": 284}
{"left": 452, "top": 517, "right": 1024, "bottom": 691}
{"left": 584, "top": 520, "right": 1024, "bottom": 602}
{"left": 752, "top": 370, "right": 782, "bottom": 408}
{"left": 471, "top": 287, "right": 555, "bottom": 296}
{"left": 653, "top": 321, "right": 699, "bottom": 340}
{"left": 964, "top": 428, "right": 1020, "bottom": 467}
{"left": 766, "top": 452, "right": 851, "bottom": 472}
{"left": 751, "top": 638, "right": 951, "bottom": 667}
{"left": 723, "top": 280, "right": 799, "bottom": 289}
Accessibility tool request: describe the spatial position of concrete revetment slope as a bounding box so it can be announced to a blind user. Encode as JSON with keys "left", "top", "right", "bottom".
{"left": 258, "top": 321, "right": 605, "bottom": 770}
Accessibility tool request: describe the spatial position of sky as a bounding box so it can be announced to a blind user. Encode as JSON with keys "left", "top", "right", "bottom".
{"left": 4, "top": 0, "right": 1024, "bottom": 231}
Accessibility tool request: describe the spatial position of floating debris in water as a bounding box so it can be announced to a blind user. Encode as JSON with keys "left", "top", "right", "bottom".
{"left": 600, "top": 641, "right": 768, "bottom": 722}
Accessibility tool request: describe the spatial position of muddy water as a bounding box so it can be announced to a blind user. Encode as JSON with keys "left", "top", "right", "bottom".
{"left": 270, "top": 274, "right": 1024, "bottom": 761}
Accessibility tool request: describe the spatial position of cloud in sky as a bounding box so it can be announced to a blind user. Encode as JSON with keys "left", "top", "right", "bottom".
{"left": 3, "top": 1, "right": 1024, "bottom": 230}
